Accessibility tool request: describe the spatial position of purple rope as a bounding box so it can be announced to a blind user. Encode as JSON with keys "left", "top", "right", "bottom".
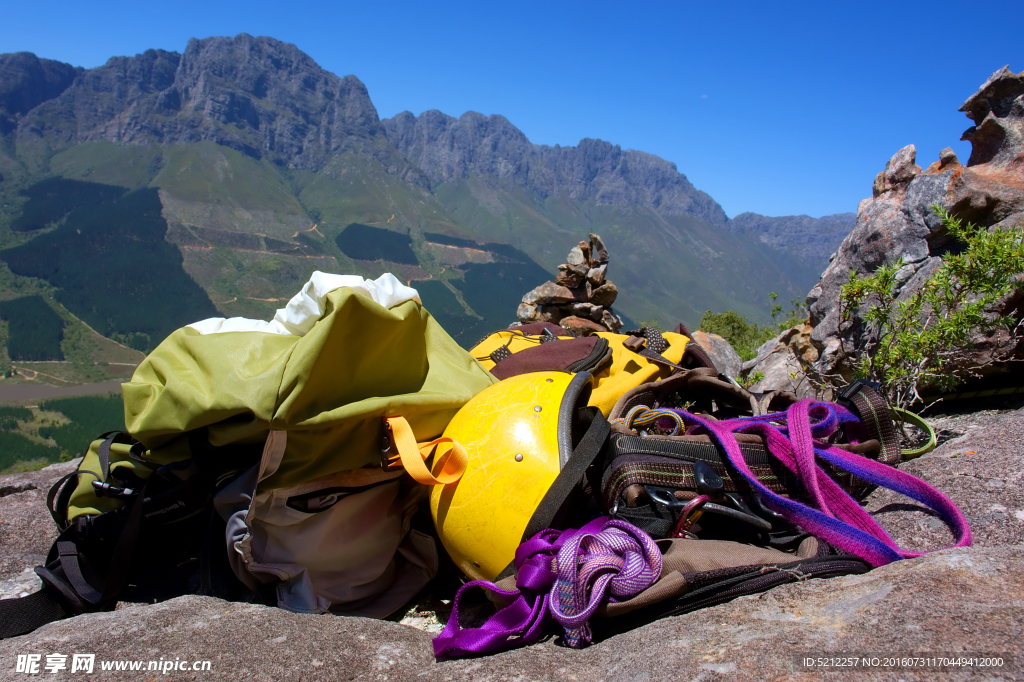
{"left": 549, "top": 518, "right": 662, "bottom": 647}
{"left": 432, "top": 517, "right": 661, "bottom": 659}
{"left": 669, "top": 399, "right": 971, "bottom": 566}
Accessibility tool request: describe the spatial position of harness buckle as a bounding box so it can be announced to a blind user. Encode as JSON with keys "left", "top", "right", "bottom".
{"left": 380, "top": 420, "right": 403, "bottom": 472}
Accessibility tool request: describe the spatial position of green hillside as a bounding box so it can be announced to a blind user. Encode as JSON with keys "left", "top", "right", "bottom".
{"left": 0, "top": 35, "right": 848, "bottom": 373}
{"left": 0, "top": 182, "right": 219, "bottom": 351}
{"left": 0, "top": 134, "right": 803, "bottom": 357}
{"left": 0, "top": 141, "right": 787, "bottom": 352}
{"left": 431, "top": 178, "right": 803, "bottom": 328}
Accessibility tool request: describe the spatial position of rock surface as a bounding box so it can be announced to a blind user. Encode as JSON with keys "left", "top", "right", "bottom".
{"left": 866, "top": 405, "right": 1024, "bottom": 551}
{"left": 0, "top": 461, "right": 80, "bottom": 599}
{"left": 741, "top": 324, "right": 820, "bottom": 398}
{"left": 1, "top": 545, "right": 1022, "bottom": 681}
{"left": 2, "top": 407, "right": 1022, "bottom": 679}
{"left": 0, "top": 53, "right": 81, "bottom": 135}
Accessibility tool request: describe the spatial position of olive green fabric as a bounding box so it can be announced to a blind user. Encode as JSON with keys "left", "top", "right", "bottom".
{"left": 68, "top": 436, "right": 194, "bottom": 520}
{"left": 121, "top": 289, "right": 497, "bottom": 491}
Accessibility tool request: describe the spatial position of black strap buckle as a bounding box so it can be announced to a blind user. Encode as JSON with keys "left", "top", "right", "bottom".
{"left": 838, "top": 378, "right": 882, "bottom": 403}
{"left": 91, "top": 481, "right": 136, "bottom": 499}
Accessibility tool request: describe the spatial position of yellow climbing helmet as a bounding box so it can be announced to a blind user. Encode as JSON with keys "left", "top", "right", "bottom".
{"left": 430, "top": 370, "right": 608, "bottom": 581}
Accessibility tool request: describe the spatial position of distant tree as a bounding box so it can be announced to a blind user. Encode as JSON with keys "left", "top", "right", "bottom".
{"left": 699, "top": 292, "right": 809, "bottom": 363}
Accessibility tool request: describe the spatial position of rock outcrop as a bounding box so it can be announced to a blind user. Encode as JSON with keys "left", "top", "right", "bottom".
{"left": 741, "top": 323, "right": 819, "bottom": 398}
{"left": 805, "top": 66, "right": 1024, "bottom": 384}
{"left": 689, "top": 330, "right": 743, "bottom": 378}
{"left": 517, "top": 233, "right": 625, "bottom": 333}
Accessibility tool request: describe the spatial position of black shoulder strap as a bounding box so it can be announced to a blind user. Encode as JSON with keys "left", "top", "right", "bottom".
{"left": 493, "top": 406, "right": 610, "bottom": 582}
{"left": 0, "top": 478, "right": 149, "bottom": 640}
{"left": 47, "top": 471, "right": 86, "bottom": 530}
{"left": 0, "top": 589, "right": 68, "bottom": 639}
{"left": 521, "top": 407, "right": 610, "bottom": 542}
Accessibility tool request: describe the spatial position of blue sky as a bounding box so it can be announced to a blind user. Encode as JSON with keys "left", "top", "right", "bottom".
{"left": 2, "top": 0, "right": 1021, "bottom": 219}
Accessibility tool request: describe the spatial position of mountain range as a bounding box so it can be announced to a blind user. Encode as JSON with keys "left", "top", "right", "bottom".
{"left": 0, "top": 34, "right": 854, "bottom": 370}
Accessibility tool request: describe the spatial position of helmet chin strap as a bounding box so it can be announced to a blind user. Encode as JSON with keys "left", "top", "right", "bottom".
{"left": 520, "top": 407, "right": 610, "bottom": 546}
{"left": 491, "top": 404, "right": 609, "bottom": 583}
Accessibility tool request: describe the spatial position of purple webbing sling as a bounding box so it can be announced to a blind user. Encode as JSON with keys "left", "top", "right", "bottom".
{"left": 668, "top": 399, "right": 971, "bottom": 567}
{"left": 432, "top": 517, "right": 661, "bottom": 659}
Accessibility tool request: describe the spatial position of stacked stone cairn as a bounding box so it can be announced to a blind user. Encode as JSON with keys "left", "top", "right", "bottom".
{"left": 516, "top": 233, "right": 624, "bottom": 333}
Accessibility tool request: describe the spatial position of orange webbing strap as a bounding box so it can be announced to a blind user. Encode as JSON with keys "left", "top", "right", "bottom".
{"left": 385, "top": 416, "right": 468, "bottom": 486}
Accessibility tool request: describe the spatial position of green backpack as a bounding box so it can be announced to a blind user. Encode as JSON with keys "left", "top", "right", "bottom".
{"left": 0, "top": 273, "right": 496, "bottom": 637}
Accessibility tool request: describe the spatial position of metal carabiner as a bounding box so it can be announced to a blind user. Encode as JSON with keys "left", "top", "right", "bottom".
{"left": 645, "top": 486, "right": 710, "bottom": 538}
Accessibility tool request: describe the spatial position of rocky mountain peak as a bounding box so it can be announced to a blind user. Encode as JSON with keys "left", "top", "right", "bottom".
{"left": 382, "top": 109, "right": 728, "bottom": 226}
{"left": 179, "top": 34, "right": 321, "bottom": 88}
{"left": 382, "top": 109, "right": 531, "bottom": 184}
{"left": 0, "top": 52, "right": 81, "bottom": 133}
{"left": 7, "top": 34, "right": 388, "bottom": 171}
{"left": 0, "top": 36, "right": 856, "bottom": 333}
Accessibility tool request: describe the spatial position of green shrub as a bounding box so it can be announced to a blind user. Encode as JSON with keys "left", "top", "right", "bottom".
{"left": 768, "top": 292, "right": 808, "bottom": 332}
{"left": 699, "top": 293, "right": 808, "bottom": 361}
{"left": 839, "top": 206, "right": 1024, "bottom": 408}
{"left": 698, "top": 310, "right": 773, "bottom": 361}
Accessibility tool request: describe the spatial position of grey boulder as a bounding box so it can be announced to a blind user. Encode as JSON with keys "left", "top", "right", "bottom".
{"left": 689, "top": 330, "right": 742, "bottom": 378}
